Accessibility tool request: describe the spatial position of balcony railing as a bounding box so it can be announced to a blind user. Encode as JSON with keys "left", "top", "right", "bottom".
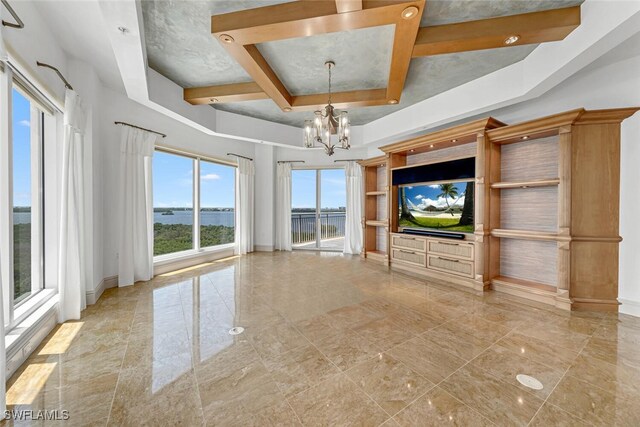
{"left": 291, "top": 211, "right": 346, "bottom": 244}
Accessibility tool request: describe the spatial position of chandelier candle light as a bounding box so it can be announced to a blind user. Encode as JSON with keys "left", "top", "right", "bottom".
{"left": 303, "top": 61, "right": 350, "bottom": 156}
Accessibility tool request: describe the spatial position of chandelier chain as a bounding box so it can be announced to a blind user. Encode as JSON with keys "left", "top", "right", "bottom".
{"left": 328, "top": 64, "right": 332, "bottom": 105}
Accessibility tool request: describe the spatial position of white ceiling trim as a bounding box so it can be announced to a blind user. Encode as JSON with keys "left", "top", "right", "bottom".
{"left": 100, "top": 0, "right": 639, "bottom": 150}
{"left": 363, "top": 0, "right": 640, "bottom": 147}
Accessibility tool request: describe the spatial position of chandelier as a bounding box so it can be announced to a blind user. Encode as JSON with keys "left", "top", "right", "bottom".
{"left": 303, "top": 61, "right": 350, "bottom": 156}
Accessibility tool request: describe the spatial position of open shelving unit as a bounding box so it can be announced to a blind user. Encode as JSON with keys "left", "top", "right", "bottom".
{"left": 359, "top": 156, "right": 389, "bottom": 264}
{"left": 359, "top": 107, "right": 639, "bottom": 312}
{"left": 484, "top": 108, "right": 638, "bottom": 311}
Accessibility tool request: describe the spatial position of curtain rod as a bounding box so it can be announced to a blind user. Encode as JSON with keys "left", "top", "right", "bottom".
{"left": 115, "top": 121, "right": 166, "bottom": 138}
{"left": 2, "top": 0, "right": 24, "bottom": 29}
{"left": 334, "top": 159, "right": 363, "bottom": 162}
{"left": 36, "top": 61, "right": 73, "bottom": 90}
{"left": 277, "top": 160, "right": 305, "bottom": 164}
{"left": 227, "top": 152, "right": 253, "bottom": 161}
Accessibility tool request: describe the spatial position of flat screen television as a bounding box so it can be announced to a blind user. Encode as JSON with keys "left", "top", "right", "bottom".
{"left": 398, "top": 179, "right": 474, "bottom": 234}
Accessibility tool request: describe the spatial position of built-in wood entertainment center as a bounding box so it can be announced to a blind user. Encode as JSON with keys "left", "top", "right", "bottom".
{"left": 359, "top": 108, "right": 639, "bottom": 312}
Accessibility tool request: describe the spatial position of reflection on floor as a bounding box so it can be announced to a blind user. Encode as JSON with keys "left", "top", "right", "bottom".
{"left": 6, "top": 252, "right": 640, "bottom": 426}
{"left": 293, "top": 237, "right": 344, "bottom": 250}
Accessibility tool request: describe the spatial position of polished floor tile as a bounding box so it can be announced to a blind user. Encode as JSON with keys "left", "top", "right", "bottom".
{"left": 4, "top": 251, "right": 640, "bottom": 426}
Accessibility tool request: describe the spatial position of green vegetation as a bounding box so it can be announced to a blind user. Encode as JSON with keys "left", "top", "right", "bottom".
{"left": 13, "top": 223, "right": 32, "bottom": 301}
{"left": 154, "top": 223, "right": 234, "bottom": 256}
{"left": 399, "top": 216, "right": 474, "bottom": 233}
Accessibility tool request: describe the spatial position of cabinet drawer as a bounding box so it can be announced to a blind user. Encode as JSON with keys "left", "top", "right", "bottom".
{"left": 391, "top": 248, "right": 427, "bottom": 267}
{"left": 427, "top": 239, "right": 474, "bottom": 261}
{"left": 427, "top": 255, "right": 474, "bottom": 278}
{"left": 391, "top": 234, "right": 427, "bottom": 253}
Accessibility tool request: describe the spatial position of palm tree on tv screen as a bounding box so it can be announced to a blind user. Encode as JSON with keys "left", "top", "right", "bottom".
{"left": 459, "top": 182, "right": 474, "bottom": 226}
{"left": 437, "top": 183, "right": 458, "bottom": 216}
{"left": 399, "top": 187, "right": 414, "bottom": 220}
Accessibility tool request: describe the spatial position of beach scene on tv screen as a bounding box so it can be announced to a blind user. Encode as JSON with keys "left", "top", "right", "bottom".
{"left": 399, "top": 181, "right": 474, "bottom": 233}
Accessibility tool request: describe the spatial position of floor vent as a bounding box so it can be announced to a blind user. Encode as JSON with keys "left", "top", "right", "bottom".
{"left": 228, "top": 326, "right": 245, "bottom": 335}
{"left": 516, "top": 374, "right": 543, "bottom": 390}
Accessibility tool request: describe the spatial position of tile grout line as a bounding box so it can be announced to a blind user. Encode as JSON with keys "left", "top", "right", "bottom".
{"left": 524, "top": 314, "right": 607, "bottom": 427}
{"left": 104, "top": 288, "right": 141, "bottom": 426}
{"left": 177, "top": 277, "right": 207, "bottom": 426}
{"left": 288, "top": 317, "right": 393, "bottom": 424}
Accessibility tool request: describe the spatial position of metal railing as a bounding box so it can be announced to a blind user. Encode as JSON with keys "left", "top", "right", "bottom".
{"left": 291, "top": 212, "right": 346, "bottom": 244}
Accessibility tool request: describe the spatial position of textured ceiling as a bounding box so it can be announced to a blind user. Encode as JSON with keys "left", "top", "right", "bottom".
{"left": 142, "top": 0, "right": 584, "bottom": 127}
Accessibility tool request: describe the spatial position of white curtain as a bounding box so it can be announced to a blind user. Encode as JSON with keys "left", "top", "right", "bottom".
{"left": 275, "top": 162, "right": 292, "bottom": 251}
{"left": 344, "top": 161, "right": 364, "bottom": 254}
{"left": 235, "top": 157, "right": 255, "bottom": 255}
{"left": 58, "top": 89, "right": 87, "bottom": 322}
{"left": 118, "top": 127, "right": 158, "bottom": 286}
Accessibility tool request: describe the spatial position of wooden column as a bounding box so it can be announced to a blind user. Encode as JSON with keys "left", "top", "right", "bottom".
{"left": 474, "top": 133, "right": 491, "bottom": 291}
{"left": 556, "top": 126, "right": 572, "bottom": 309}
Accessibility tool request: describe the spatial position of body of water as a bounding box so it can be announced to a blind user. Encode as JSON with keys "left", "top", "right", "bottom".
{"left": 15, "top": 210, "right": 236, "bottom": 227}
{"left": 154, "top": 210, "right": 234, "bottom": 227}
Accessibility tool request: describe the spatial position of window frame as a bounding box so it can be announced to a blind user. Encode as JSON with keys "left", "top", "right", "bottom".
{"left": 152, "top": 147, "right": 237, "bottom": 262}
{"left": 0, "top": 67, "right": 49, "bottom": 330}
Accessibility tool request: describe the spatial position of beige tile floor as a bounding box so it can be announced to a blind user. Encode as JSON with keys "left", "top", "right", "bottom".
{"left": 5, "top": 251, "right": 640, "bottom": 426}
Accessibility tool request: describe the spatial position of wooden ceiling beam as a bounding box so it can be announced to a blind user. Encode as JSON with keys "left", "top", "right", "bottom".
{"left": 218, "top": 43, "right": 293, "bottom": 110}
{"left": 386, "top": 0, "right": 424, "bottom": 102}
{"left": 211, "top": 0, "right": 420, "bottom": 45}
{"left": 412, "top": 6, "right": 581, "bottom": 57}
{"left": 336, "top": 0, "right": 363, "bottom": 14}
{"left": 291, "top": 88, "right": 388, "bottom": 111}
{"left": 184, "top": 82, "right": 267, "bottom": 105}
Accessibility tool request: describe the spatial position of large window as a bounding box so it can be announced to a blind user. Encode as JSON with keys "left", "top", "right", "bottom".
{"left": 153, "top": 150, "right": 235, "bottom": 258}
{"left": 199, "top": 160, "right": 235, "bottom": 248}
{"left": 291, "top": 168, "right": 346, "bottom": 251}
{"left": 1, "top": 76, "right": 47, "bottom": 325}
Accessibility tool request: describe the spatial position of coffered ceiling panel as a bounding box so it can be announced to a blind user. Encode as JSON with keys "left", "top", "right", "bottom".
{"left": 256, "top": 25, "right": 395, "bottom": 96}
{"left": 142, "top": 0, "right": 584, "bottom": 126}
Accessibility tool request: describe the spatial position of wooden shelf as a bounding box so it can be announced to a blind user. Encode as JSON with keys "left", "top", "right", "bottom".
{"left": 366, "top": 190, "right": 388, "bottom": 196}
{"left": 491, "top": 179, "right": 560, "bottom": 189}
{"left": 492, "top": 275, "right": 557, "bottom": 296}
{"left": 490, "top": 228, "right": 567, "bottom": 242}
{"left": 366, "top": 220, "right": 388, "bottom": 227}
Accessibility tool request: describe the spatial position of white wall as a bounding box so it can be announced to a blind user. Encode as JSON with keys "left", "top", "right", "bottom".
{"left": 99, "top": 85, "right": 256, "bottom": 279}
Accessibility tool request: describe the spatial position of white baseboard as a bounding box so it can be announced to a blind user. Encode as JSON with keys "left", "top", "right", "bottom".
{"left": 255, "top": 245, "right": 274, "bottom": 252}
{"left": 620, "top": 298, "right": 640, "bottom": 318}
{"left": 86, "top": 275, "right": 118, "bottom": 305}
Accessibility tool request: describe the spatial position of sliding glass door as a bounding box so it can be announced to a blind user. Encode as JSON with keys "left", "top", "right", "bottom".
{"left": 291, "top": 168, "right": 346, "bottom": 251}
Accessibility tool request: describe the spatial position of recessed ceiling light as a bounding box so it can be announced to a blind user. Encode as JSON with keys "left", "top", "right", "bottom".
{"left": 451, "top": 139, "right": 458, "bottom": 143}
{"left": 219, "top": 34, "right": 234, "bottom": 43}
{"left": 283, "top": 107, "right": 292, "bottom": 112}
{"left": 429, "top": 144, "right": 434, "bottom": 148}
{"left": 504, "top": 35, "right": 520, "bottom": 45}
{"left": 388, "top": 99, "right": 398, "bottom": 104}
{"left": 522, "top": 135, "right": 529, "bottom": 140}
{"left": 402, "top": 6, "right": 419, "bottom": 19}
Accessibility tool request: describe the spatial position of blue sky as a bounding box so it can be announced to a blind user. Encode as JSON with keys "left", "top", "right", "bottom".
{"left": 13, "top": 88, "right": 32, "bottom": 207}
{"left": 153, "top": 151, "right": 235, "bottom": 208}
{"left": 292, "top": 169, "right": 346, "bottom": 209}
{"left": 402, "top": 182, "right": 469, "bottom": 210}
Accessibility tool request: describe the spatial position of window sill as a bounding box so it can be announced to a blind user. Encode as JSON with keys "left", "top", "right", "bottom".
{"left": 11, "top": 289, "right": 57, "bottom": 333}
{"left": 153, "top": 244, "right": 236, "bottom": 275}
{"left": 6, "top": 290, "right": 58, "bottom": 352}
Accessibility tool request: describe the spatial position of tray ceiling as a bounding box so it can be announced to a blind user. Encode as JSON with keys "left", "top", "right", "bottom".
{"left": 142, "top": 0, "right": 584, "bottom": 127}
